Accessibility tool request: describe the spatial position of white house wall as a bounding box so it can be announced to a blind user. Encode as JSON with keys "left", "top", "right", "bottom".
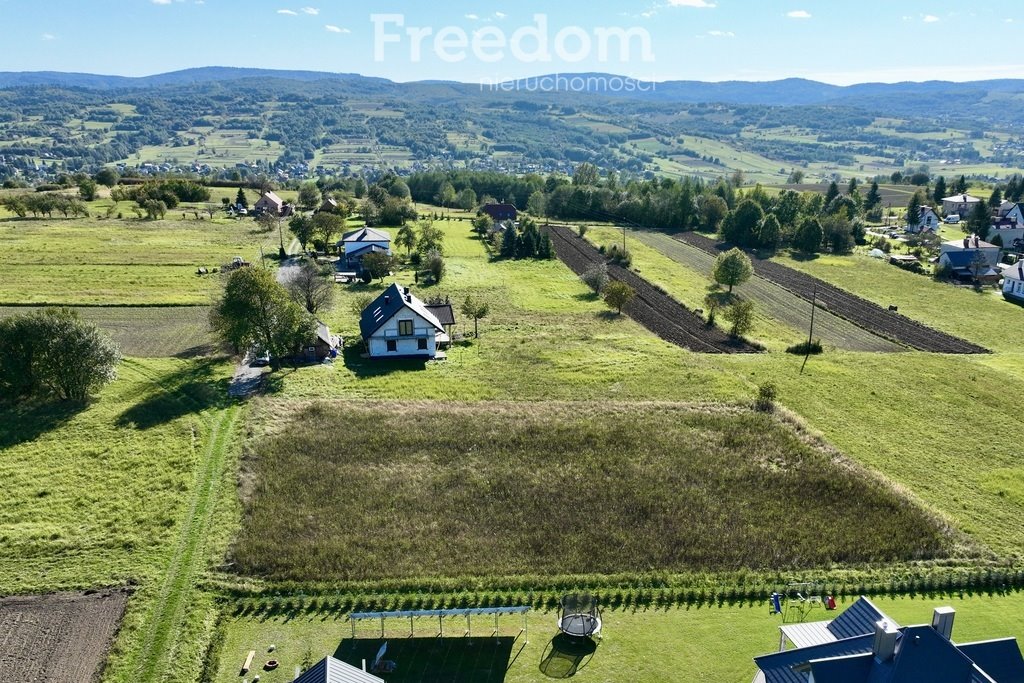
{"left": 367, "top": 310, "right": 437, "bottom": 358}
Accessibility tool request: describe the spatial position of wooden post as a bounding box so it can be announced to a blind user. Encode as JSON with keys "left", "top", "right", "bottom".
{"left": 800, "top": 283, "right": 817, "bottom": 375}
{"left": 381, "top": 616, "right": 385, "bottom": 639}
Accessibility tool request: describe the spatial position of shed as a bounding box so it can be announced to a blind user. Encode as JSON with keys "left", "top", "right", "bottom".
{"left": 482, "top": 203, "right": 518, "bottom": 222}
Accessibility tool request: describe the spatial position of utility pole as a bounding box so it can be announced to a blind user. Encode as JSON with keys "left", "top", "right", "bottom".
{"left": 623, "top": 224, "right": 627, "bottom": 254}
{"left": 800, "top": 283, "right": 818, "bottom": 375}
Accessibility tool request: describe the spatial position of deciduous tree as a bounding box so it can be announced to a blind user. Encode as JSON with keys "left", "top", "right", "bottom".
{"left": 460, "top": 295, "right": 490, "bottom": 338}
{"left": 603, "top": 281, "right": 635, "bottom": 314}
{"left": 712, "top": 248, "right": 753, "bottom": 293}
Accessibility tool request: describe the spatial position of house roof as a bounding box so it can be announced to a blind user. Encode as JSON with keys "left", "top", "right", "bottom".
{"left": 425, "top": 303, "right": 456, "bottom": 326}
{"left": 779, "top": 598, "right": 895, "bottom": 650}
{"left": 943, "top": 239, "right": 999, "bottom": 250}
{"left": 755, "top": 634, "right": 875, "bottom": 683}
{"left": 343, "top": 243, "right": 389, "bottom": 258}
{"left": 293, "top": 656, "right": 383, "bottom": 683}
{"left": 1003, "top": 263, "right": 1024, "bottom": 282}
{"left": 943, "top": 194, "right": 982, "bottom": 203}
{"left": 359, "top": 283, "right": 444, "bottom": 339}
{"left": 957, "top": 638, "right": 1024, "bottom": 683}
{"left": 342, "top": 227, "right": 391, "bottom": 243}
{"left": 257, "top": 191, "right": 283, "bottom": 207}
{"left": 315, "top": 320, "right": 337, "bottom": 347}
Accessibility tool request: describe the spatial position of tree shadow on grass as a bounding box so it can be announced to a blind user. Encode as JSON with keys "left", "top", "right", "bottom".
{"left": 335, "top": 636, "right": 515, "bottom": 683}
{"left": 115, "top": 357, "right": 231, "bottom": 430}
{"left": 0, "top": 398, "right": 85, "bottom": 450}
{"left": 340, "top": 343, "right": 429, "bottom": 377}
{"left": 788, "top": 251, "right": 821, "bottom": 262}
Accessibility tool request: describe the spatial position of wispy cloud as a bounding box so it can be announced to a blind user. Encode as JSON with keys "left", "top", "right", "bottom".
{"left": 152, "top": 0, "right": 173, "bottom": 4}
{"left": 707, "top": 30, "right": 735, "bottom": 37}
{"left": 41, "top": 33, "right": 56, "bottom": 40}
{"left": 786, "top": 10, "right": 811, "bottom": 19}
{"left": 668, "top": 0, "right": 716, "bottom": 7}
{"left": 494, "top": 11, "right": 506, "bottom": 19}
{"left": 922, "top": 14, "right": 939, "bottom": 22}
{"left": 465, "top": 13, "right": 479, "bottom": 20}
{"left": 277, "top": 8, "right": 297, "bottom": 15}
{"left": 325, "top": 24, "right": 349, "bottom": 33}
{"left": 300, "top": 6, "right": 318, "bottom": 14}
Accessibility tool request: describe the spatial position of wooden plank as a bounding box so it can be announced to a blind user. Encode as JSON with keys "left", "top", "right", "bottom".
{"left": 241, "top": 650, "right": 256, "bottom": 673}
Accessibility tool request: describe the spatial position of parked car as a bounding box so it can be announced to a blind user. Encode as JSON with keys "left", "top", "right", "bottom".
{"left": 250, "top": 351, "right": 270, "bottom": 367}
{"left": 944, "top": 214, "right": 960, "bottom": 224}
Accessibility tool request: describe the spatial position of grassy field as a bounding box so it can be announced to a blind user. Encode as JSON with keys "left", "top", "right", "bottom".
{"left": 0, "top": 306, "right": 215, "bottom": 357}
{"left": 0, "top": 214, "right": 281, "bottom": 305}
{"left": 0, "top": 356, "right": 243, "bottom": 683}
{"left": 230, "top": 401, "right": 957, "bottom": 582}
{"left": 267, "top": 218, "right": 1024, "bottom": 561}
{"left": 213, "top": 591, "right": 1024, "bottom": 683}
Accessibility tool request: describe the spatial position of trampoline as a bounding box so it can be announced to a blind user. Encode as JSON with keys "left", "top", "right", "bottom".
{"left": 557, "top": 594, "right": 602, "bottom": 639}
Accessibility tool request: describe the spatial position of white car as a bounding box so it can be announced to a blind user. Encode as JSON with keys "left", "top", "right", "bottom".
{"left": 944, "top": 214, "right": 960, "bottom": 224}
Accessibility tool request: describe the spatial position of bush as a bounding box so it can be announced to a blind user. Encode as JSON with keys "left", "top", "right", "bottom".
{"left": 606, "top": 244, "right": 632, "bottom": 267}
{"left": 425, "top": 249, "right": 445, "bottom": 284}
{"left": 754, "top": 382, "right": 778, "bottom": 412}
{"left": 577, "top": 224, "right": 588, "bottom": 238}
{"left": 722, "top": 299, "right": 754, "bottom": 337}
{"left": 581, "top": 263, "right": 609, "bottom": 294}
{"left": 786, "top": 340, "right": 824, "bottom": 355}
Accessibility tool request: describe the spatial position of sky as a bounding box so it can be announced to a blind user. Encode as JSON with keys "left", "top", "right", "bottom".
{"left": 2, "top": 0, "right": 1023, "bottom": 85}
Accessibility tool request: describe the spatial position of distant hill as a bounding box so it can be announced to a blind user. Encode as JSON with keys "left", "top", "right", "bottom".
{"left": 2, "top": 67, "right": 1024, "bottom": 106}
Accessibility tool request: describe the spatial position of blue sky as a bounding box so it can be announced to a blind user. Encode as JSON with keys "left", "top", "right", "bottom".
{"left": 2, "top": 0, "right": 1022, "bottom": 85}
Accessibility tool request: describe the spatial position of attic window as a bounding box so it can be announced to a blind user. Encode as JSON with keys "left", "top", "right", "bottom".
{"left": 398, "top": 320, "right": 414, "bottom": 336}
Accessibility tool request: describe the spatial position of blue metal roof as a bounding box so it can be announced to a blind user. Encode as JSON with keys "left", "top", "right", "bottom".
{"left": 958, "top": 638, "right": 1024, "bottom": 683}
{"left": 754, "top": 634, "right": 874, "bottom": 683}
{"left": 827, "top": 597, "right": 895, "bottom": 640}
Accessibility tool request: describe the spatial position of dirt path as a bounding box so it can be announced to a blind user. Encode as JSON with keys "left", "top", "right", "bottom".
{"left": 633, "top": 231, "right": 904, "bottom": 353}
{"left": 120, "top": 360, "right": 241, "bottom": 682}
{"left": 549, "top": 226, "right": 760, "bottom": 354}
{"left": 675, "top": 232, "right": 989, "bottom": 354}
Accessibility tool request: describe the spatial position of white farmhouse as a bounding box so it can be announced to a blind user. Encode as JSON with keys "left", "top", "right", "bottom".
{"left": 908, "top": 206, "right": 940, "bottom": 233}
{"left": 1003, "top": 261, "right": 1024, "bottom": 304}
{"left": 359, "top": 283, "right": 449, "bottom": 359}
{"left": 941, "top": 193, "right": 982, "bottom": 218}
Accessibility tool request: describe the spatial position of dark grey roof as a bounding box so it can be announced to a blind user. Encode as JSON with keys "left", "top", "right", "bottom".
{"left": 359, "top": 283, "right": 443, "bottom": 339}
{"left": 827, "top": 597, "right": 895, "bottom": 640}
{"left": 425, "top": 303, "right": 455, "bottom": 326}
{"left": 755, "top": 634, "right": 874, "bottom": 683}
{"left": 344, "top": 243, "right": 389, "bottom": 258}
{"left": 293, "top": 656, "right": 383, "bottom": 683}
{"left": 342, "top": 227, "right": 391, "bottom": 243}
{"left": 958, "top": 638, "right": 1024, "bottom": 683}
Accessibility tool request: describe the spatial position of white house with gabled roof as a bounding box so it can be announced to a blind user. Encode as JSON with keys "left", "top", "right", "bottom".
{"left": 359, "top": 283, "right": 448, "bottom": 359}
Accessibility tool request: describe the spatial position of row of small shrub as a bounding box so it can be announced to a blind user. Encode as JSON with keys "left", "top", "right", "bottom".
{"left": 208, "top": 565, "right": 1024, "bottom": 617}
{"left": 786, "top": 339, "right": 824, "bottom": 355}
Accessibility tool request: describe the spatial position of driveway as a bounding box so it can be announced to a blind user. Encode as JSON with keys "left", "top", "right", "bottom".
{"left": 228, "top": 356, "right": 266, "bottom": 399}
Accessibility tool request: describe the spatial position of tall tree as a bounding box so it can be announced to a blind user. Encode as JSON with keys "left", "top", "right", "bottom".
{"left": 210, "top": 266, "right": 315, "bottom": 365}
{"left": 0, "top": 308, "right": 120, "bottom": 401}
{"left": 757, "top": 214, "right": 782, "bottom": 250}
{"left": 865, "top": 181, "right": 882, "bottom": 210}
{"left": 526, "top": 190, "right": 547, "bottom": 217}
{"left": 235, "top": 188, "right": 248, "bottom": 209}
{"left": 968, "top": 200, "right": 991, "bottom": 240}
{"left": 932, "top": 176, "right": 947, "bottom": 203}
{"left": 297, "top": 182, "right": 321, "bottom": 210}
{"left": 288, "top": 215, "right": 315, "bottom": 252}
{"left": 712, "top": 248, "right": 753, "bottom": 293}
{"left": 698, "top": 194, "right": 729, "bottom": 233}
{"left": 988, "top": 188, "right": 1003, "bottom": 209}
{"left": 572, "top": 162, "right": 600, "bottom": 186}
{"left": 310, "top": 212, "right": 343, "bottom": 251}
{"left": 285, "top": 259, "right": 335, "bottom": 314}
{"left": 396, "top": 224, "right": 417, "bottom": 255}
{"left": 416, "top": 219, "right": 445, "bottom": 255}
{"left": 720, "top": 199, "right": 763, "bottom": 247}
{"left": 824, "top": 181, "right": 840, "bottom": 205}
{"left": 792, "top": 217, "right": 823, "bottom": 254}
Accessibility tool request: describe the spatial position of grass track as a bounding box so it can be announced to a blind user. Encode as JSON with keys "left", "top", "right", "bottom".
{"left": 117, "top": 359, "right": 241, "bottom": 682}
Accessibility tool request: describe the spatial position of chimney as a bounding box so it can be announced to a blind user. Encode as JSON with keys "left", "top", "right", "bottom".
{"left": 384, "top": 295, "right": 390, "bottom": 305}
{"left": 403, "top": 286, "right": 409, "bottom": 295}
{"left": 932, "top": 607, "right": 955, "bottom": 640}
{"left": 873, "top": 620, "right": 899, "bottom": 662}
{"left": 963, "top": 237, "right": 970, "bottom": 249}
